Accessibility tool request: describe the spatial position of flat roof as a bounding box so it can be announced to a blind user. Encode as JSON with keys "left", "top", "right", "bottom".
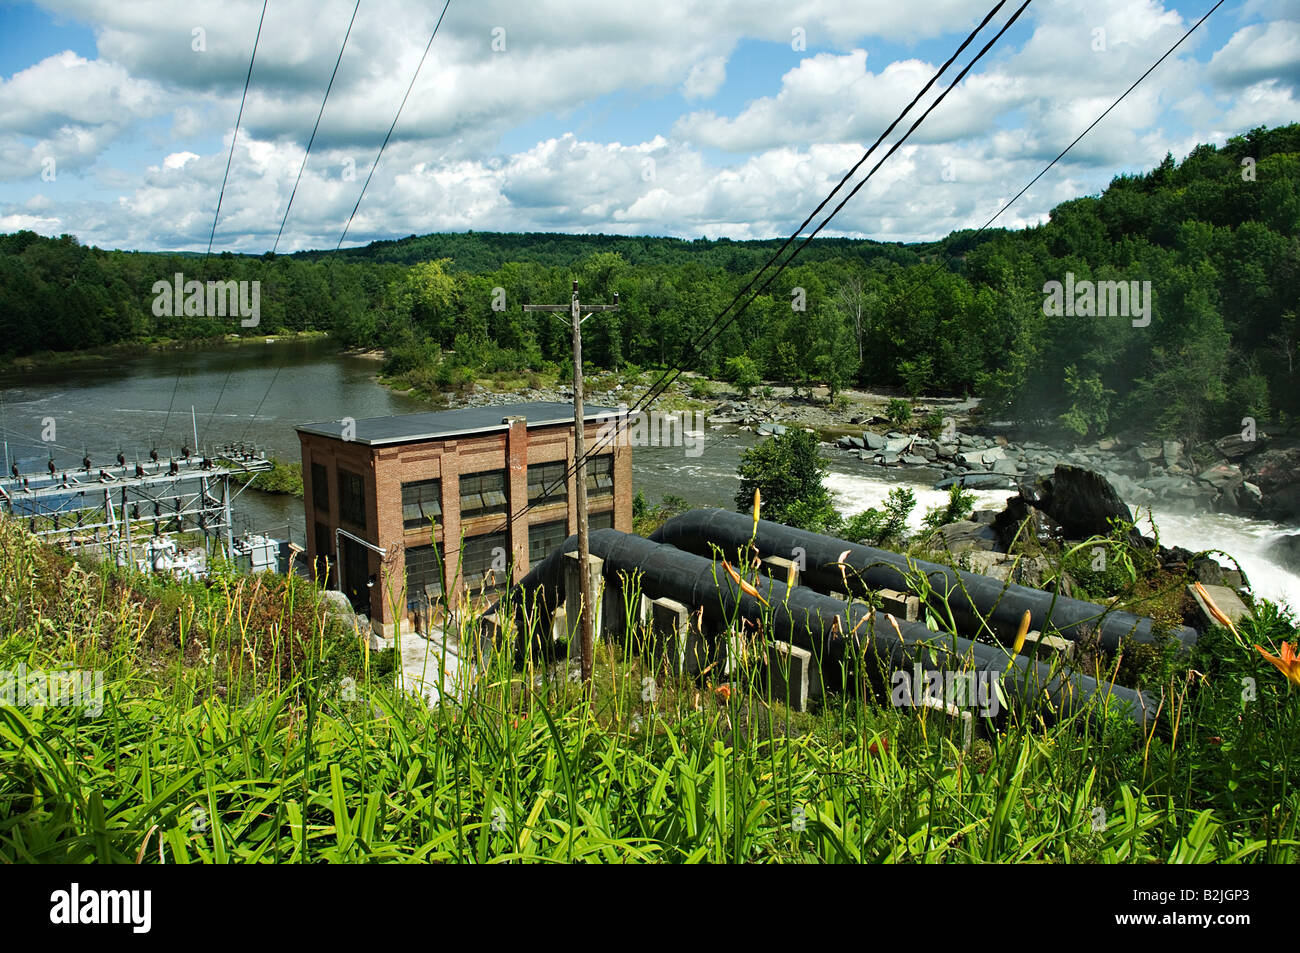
{"left": 295, "top": 401, "right": 618, "bottom": 447}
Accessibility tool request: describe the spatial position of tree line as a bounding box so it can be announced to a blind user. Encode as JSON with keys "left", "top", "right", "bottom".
{"left": 1, "top": 123, "right": 1296, "bottom": 445}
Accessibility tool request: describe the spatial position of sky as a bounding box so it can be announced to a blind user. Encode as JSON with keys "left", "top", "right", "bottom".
{"left": 0, "top": 0, "right": 1295, "bottom": 253}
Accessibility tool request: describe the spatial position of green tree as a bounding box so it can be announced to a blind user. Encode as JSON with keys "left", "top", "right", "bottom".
{"left": 723, "top": 355, "right": 761, "bottom": 396}
{"left": 1058, "top": 366, "right": 1114, "bottom": 438}
{"left": 734, "top": 428, "right": 836, "bottom": 530}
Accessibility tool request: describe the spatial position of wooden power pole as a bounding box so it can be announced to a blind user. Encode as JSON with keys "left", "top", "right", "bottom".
{"left": 524, "top": 280, "right": 619, "bottom": 685}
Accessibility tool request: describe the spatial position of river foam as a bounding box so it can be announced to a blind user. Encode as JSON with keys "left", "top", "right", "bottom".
{"left": 824, "top": 469, "right": 1299, "bottom": 611}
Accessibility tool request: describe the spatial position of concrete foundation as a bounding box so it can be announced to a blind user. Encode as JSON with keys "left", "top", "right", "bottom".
{"left": 766, "top": 640, "right": 822, "bottom": 712}
{"left": 563, "top": 551, "right": 605, "bottom": 658}
{"left": 878, "top": 587, "right": 921, "bottom": 622}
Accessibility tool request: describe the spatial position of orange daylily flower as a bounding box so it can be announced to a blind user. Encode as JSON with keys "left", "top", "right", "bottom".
{"left": 716, "top": 684, "right": 732, "bottom": 704}
{"left": 722, "top": 559, "right": 769, "bottom": 606}
{"left": 1195, "top": 581, "right": 1243, "bottom": 644}
{"left": 1255, "top": 641, "right": 1300, "bottom": 688}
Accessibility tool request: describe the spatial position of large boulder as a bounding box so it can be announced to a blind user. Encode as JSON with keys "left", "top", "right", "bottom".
{"left": 321, "top": 589, "right": 359, "bottom": 622}
{"left": 1197, "top": 463, "right": 1244, "bottom": 491}
{"left": 932, "top": 520, "right": 1000, "bottom": 553}
{"left": 1268, "top": 533, "right": 1300, "bottom": 573}
{"left": 1036, "top": 465, "right": 1136, "bottom": 542}
{"left": 991, "top": 455, "right": 1021, "bottom": 476}
{"left": 1214, "top": 431, "right": 1266, "bottom": 461}
{"left": 963, "top": 551, "right": 1051, "bottom": 588}
{"left": 1242, "top": 443, "right": 1300, "bottom": 521}
{"left": 992, "top": 495, "right": 1066, "bottom": 550}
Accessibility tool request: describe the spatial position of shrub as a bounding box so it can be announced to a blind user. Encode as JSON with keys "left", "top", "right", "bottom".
{"left": 723, "top": 355, "right": 761, "bottom": 397}
{"left": 886, "top": 398, "right": 913, "bottom": 429}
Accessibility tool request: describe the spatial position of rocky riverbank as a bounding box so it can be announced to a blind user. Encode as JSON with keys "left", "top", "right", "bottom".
{"left": 824, "top": 424, "right": 1300, "bottom": 526}
{"left": 919, "top": 463, "right": 1253, "bottom": 631}
{"left": 406, "top": 370, "right": 1300, "bottom": 526}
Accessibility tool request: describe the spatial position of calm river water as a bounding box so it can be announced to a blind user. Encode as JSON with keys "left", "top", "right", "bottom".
{"left": 2, "top": 337, "right": 1296, "bottom": 607}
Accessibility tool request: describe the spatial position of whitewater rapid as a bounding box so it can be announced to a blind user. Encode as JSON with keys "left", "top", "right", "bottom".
{"left": 824, "top": 470, "right": 1299, "bottom": 611}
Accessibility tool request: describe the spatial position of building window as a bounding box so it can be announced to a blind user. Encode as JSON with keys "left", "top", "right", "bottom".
{"left": 313, "top": 521, "right": 332, "bottom": 583}
{"left": 405, "top": 544, "right": 445, "bottom": 610}
{"left": 460, "top": 470, "right": 507, "bottom": 519}
{"left": 462, "top": 532, "right": 508, "bottom": 591}
{"left": 311, "top": 462, "right": 329, "bottom": 510}
{"left": 402, "top": 478, "right": 442, "bottom": 531}
{"left": 528, "top": 519, "right": 568, "bottom": 565}
{"left": 589, "top": 509, "right": 614, "bottom": 531}
{"left": 586, "top": 455, "right": 614, "bottom": 498}
{"left": 527, "top": 461, "right": 568, "bottom": 506}
{"left": 338, "top": 468, "right": 366, "bottom": 527}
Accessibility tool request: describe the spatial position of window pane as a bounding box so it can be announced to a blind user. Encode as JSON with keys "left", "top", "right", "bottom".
{"left": 460, "top": 470, "right": 506, "bottom": 518}
{"left": 528, "top": 461, "right": 568, "bottom": 504}
{"left": 338, "top": 469, "right": 366, "bottom": 526}
{"left": 586, "top": 456, "right": 614, "bottom": 498}
{"left": 311, "top": 463, "right": 329, "bottom": 507}
{"left": 405, "top": 544, "right": 445, "bottom": 609}
{"left": 590, "top": 510, "right": 614, "bottom": 531}
{"left": 401, "top": 478, "right": 442, "bottom": 530}
{"left": 461, "top": 532, "right": 508, "bottom": 591}
{"left": 528, "top": 519, "right": 568, "bottom": 565}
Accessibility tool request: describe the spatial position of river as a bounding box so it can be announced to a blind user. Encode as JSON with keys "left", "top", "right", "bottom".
{"left": 3, "top": 337, "right": 1296, "bottom": 608}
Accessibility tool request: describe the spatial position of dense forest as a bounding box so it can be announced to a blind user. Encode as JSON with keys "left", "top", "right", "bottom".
{"left": 1, "top": 123, "right": 1296, "bottom": 446}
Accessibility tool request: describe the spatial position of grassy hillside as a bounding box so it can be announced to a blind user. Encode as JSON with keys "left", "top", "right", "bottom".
{"left": 1, "top": 513, "right": 1297, "bottom": 863}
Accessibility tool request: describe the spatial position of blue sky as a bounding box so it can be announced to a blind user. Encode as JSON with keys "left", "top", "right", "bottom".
{"left": 0, "top": 0, "right": 1294, "bottom": 252}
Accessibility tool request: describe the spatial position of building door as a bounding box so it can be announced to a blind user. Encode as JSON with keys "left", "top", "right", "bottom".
{"left": 340, "top": 536, "right": 371, "bottom": 614}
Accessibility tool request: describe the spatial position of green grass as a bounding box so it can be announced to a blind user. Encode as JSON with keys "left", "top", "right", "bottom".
{"left": 0, "top": 514, "right": 1297, "bottom": 863}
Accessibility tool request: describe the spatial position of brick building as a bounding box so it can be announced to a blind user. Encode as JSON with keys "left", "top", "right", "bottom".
{"left": 296, "top": 402, "right": 632, "bottom": 637}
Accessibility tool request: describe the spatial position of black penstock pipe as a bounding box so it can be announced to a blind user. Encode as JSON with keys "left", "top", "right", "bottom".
{"left": 493, "top": 529, "right": 1156, "bottom": 728}
{"left": 650, "top": 509, "right": 1197, "bottom": 654}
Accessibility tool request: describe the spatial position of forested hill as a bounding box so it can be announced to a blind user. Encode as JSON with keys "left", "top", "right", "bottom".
{"left": 291, "top": 230, "right": 932, "bottom": 272}
{"left": 1, "top": 123, "right": 1297, "bottom": 444}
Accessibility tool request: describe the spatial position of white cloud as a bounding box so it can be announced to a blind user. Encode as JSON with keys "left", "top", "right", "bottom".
{"left": 1207, "top": 20, "right": 1300, "bottom": 90}
{"left": 163, "top": 151, "right": 199, "bottom": 169}
{"left": 0, "top": 0, "right": 1293, "bottom": 249}
{"left": 682, "top": 56, "right": 727, "bottom": 100}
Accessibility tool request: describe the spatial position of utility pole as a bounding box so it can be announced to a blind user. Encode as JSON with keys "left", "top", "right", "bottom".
{"left": 524, "top": 280, "right": 619, "bottom": 686}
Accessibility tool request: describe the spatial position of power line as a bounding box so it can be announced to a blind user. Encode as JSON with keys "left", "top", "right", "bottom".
{"left": 205, "top": 0, "right": 270, "bottom": 261}
{"left": 239, "top": 0, "right": 363, "bottom": 457}
{"left": 638, "top": 0, "right": 1012, "bottom": 399}
{"left": 876, "top": 0, "right": 1227, "bottom": 356}
{"left": 204, "top": 0, "right": 364, "bottom": 448}
{"left": 165, "top": 0, "right": 267, "bottom": 451}
{"left": 546, "top": 0, "right": 1219, "bottom": 533}
{"left": 335, "top": 0, "right": 451, "bottom": 251}
{"left": 491, "top": 0, "right": 1028, "bottom": 536}
{"left": 238, "top": 362, "right": 285, "bottom": 444}
{"left": 272, "top": 0, "right": 362, "bottom": 254}
{"left": 661, "top": 0, "right": 1034, "bottom": 387}
{"left": 157, "top": 366, "right": 183, "bottom": 450}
